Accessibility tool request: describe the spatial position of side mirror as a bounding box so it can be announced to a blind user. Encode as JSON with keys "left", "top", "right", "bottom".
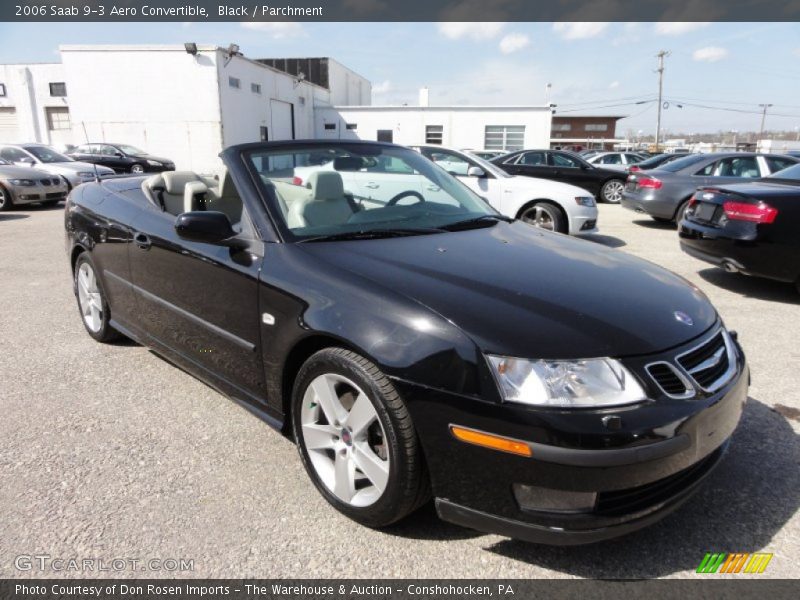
{"left": 175, "top": 211, "right": 238, "bottom": 245}
{"left": 115, "top": 152, "right": 124, "bottom": 158}
{"left": 467, "top": 166, "right": 486, "bottom": 178}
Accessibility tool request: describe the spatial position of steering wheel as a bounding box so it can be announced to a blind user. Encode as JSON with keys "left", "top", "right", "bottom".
{"left": 386, "top": 190, "right": 426, "bottom": 206}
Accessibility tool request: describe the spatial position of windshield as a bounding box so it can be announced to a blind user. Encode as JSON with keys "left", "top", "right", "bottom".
{"left": 23, "top": 146, "right": 72, "bottom": 163}
{"left": 117, "top": 144, "right": 147, "bottom": 156}
{"left": 244, "top": 143, "right": 499, "bottom": 241}
{"left": 767, "top": 163, "right": 800, "bottom": 181}
{"left": 658, "top": 154, "right": 707, "bottom": 172}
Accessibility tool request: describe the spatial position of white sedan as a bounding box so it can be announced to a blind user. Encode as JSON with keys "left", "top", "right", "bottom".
{"left": 412, "top": 146, "right": 598, "bottom": 235}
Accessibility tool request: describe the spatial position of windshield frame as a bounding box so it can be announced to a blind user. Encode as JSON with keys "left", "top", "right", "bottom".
{"left": 116, "top": 144, "right": 148, "bottom": 156}
{"left": 240, "top": 141, "right": 501, "bottom": 243}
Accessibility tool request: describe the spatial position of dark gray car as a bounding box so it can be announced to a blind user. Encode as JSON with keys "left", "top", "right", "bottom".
{"left": 621, "top": 153, "right": 799, "bottom": 223}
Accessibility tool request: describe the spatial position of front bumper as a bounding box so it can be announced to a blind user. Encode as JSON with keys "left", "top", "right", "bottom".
{"left": 7, "top": 183, "right": 68, "bottom": 205}
{"left": 568, "top": 205, "right": 599, "bottom": 235}
{"left": 396, "top": 328, "right": 748, "bottom": 544}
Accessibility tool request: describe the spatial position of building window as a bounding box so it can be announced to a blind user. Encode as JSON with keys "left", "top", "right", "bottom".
{"left": 0, "top": 83, "right": 6, "bottom": 97}
{"left": 260, "top": 126, "right": 268, "bottom": 141}
{"left": 228, "top": 77, "right": 241, "bottom": 89}
{"left": 585, "top": 123, "right": 608, "bottom": 132}
{"left": 324, "top": 123, "right": 336, "bottom": 130}
{"left": 484, "top": 125, "right": 525, "bottom": 151}
{"left": 251, "top": 83, "right": 261, "bottom": 94}
{"left": 49, "top": 82, "right": 67, "bottom": 97}
{"left": 377, "top": 129, "right": 393, "bottom": 143}
{"left": 346, "top": 123, "right": 357, "bottom": 130}
{"left": 425, "top": 125, "right": 443, "bottom": 144}
{"left": 552, "top": 123, "right": 571, "bottom": 132}
{"left": 46, "top": 107, "right": 71, "bottom": 131}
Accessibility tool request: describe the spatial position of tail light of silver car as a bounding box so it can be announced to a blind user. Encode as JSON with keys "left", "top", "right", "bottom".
{"left": 635, "top": 176, "right": 663, "bottom": 190}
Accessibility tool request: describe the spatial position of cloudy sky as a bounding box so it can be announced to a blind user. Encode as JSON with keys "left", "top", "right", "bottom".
{"left": 1, "top": 21, "right": 798, "bottom": 135}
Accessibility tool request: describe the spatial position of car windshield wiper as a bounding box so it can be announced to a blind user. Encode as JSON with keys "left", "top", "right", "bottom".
{"left": 297, "top": 227, "right": 446, "bottom": 243}
{"left": 440, "top": 214, "right": 513, "bottom": 231}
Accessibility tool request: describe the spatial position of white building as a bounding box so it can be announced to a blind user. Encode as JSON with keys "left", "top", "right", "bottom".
{"left": 0, "top": 62, "right": 72, "bottom": 146}
{"left": 315, "top": 96, "right": 551, "bottom": 151}
{"left": 0, "top": 45, "right": 551, "bottom": 173}
{"left": 757, "top": 139, "right": 800, "bottom": 154}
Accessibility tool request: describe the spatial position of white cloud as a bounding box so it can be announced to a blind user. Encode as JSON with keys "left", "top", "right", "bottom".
{"left": 655, "top": 22, "right": 710, "bottom": 36}
{"left": 372, "top": 80, "right": 392, "bottom": 95}
{"left": 552, "top": 22, "right": 608, "bottom": 40}
{"left": 692, "top": 46, "right": 728, "bottom": 62}
{"left": 609, "top": 80, "right": 620, "bottom": 89}
{"left": 498, "top": 33, "right": 530, "bottom": 54}
{"left": 241, "top": 22, "right": 306, "bottom": 39}
{"left": 437, "top": 22, "right": 505, "bottom": 41}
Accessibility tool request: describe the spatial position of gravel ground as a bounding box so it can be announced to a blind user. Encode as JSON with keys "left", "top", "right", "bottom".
{"left": 0, "top": 202, "right": 797, "bottom": 579}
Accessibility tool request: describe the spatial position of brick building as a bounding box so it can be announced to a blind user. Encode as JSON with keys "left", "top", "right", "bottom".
{"left": 550, "top": 115, "right": 625, "bottom": 151}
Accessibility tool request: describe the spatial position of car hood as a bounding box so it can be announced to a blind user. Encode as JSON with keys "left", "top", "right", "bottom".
{"left": 0, "top": 165, "right": 55, "bottom": 179}
{"left": 502, "top": 175, "right": 595, "bottom": 199}
{"left": 299, "top": 221, "right": 717, "bottom": 359}
{"left": 44, "top": 161, "right": 115, "bottom": 175}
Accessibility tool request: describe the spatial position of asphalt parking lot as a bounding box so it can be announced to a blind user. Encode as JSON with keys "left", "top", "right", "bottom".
{"left": 1, "top": 202, "right": 798, "bottom": 579}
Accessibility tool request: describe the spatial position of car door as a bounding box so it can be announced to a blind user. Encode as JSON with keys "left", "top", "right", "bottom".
{"left": 707, "top": 156, "right": 762, "bottom": 185}
{"left": 423, "top": 148, "right": 501, "bottom": 208}
{"left": 499, "top": 150, "right": 551, "bottom": 179}
{"left": 548, "top": 151, "right": 602, "bottom": 193}
{"left": 127, "top": 193, "right": 267, "bottom": 400}
{"left": 97, "top": 144, "right": 129, "bottom": 172}
{"left": 69, "top": 144, "right": 95, "bottom": 163}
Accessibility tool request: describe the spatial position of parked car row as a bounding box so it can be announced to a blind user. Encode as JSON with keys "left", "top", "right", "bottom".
{"left": 0, "top": 142, "right": 175, "bottom": 210}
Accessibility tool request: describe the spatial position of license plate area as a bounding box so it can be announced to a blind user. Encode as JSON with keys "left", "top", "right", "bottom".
{"left": 691, "top": 201, "right": 718, "bottom": 223}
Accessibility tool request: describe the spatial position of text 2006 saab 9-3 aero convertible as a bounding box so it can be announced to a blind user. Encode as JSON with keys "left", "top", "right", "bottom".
{"left": 65, "top": 140, "right": 748, "bottom": 544}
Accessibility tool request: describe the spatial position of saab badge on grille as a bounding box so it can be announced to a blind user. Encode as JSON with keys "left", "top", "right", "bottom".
{"left": 674, "top": 311, "right": 694, "bottom": 326}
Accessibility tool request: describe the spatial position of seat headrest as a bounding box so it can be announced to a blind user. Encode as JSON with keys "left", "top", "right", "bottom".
{"left": 308, "top": 171, "right": 345, "bottom": 201}
{"left": 333, "top": 156, "right": 363, "bottom": 171}
{"left": 183, "top": 181, "right": 208, "bottom": 213}
{"left": 163, "top": 171, "right": 202, "bottom": 194}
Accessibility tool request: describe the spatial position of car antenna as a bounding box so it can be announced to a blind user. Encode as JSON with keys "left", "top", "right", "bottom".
{"left": 81, "top": 121, "right": 101, "bottom": 183}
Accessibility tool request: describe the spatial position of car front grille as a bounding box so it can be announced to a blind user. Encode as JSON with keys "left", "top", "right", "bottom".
{"left": 45, "top": 192, "right": 66, "bottom": 200}
{"left": 594, "top": 446, "right": 722, "bottom": 517}
{"left": 645, "top": 329, "right": 737, "bottom": 398}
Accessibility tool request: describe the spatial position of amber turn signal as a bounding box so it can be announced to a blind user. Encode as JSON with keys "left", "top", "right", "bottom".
{"left": 450, "top": 425, "right": 532, "bottom": 457}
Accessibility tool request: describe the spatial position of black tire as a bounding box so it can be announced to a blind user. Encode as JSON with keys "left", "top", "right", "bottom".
{"left": 600, "top": 179, "right": 625, "bottom": 204}
{"left": 291, "top": 347, "right": 430, "bottom": 528}
{"left": 674, "top": 199, "right": 691, "bottom": 225}
{"left": 130, "top": 164, "right": 145, "bottom": 174}
{"left": 0, "top": 184, "right": 13, "bottom": 212}
{"left": 519, "top": 201, "right": 567, "bottom": 234}
{"left": 73, "top": 253, "right": 122, "bottom": 343}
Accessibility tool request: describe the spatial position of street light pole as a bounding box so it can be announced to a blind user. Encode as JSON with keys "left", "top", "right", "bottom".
{"left": 654, "top": 50, "right": 670, "bottom": 153}
{"left": 758, "top": 103, "right": 773, "bottom": 139}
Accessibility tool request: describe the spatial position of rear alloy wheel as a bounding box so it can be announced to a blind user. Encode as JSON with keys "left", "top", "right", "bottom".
{"left": 519, "top": 201, "right": 567, "bottom": 233}
{"left": 130, "top": 164, "right": 145, "bottom": 174}
{"left": 292, "top": 348, "right": 429, "bottom": 527}
{"left": 0, "top": 186, "right": 13, "bottom": 212}
{"left": 74, "top": 254, "right": 121, "bottom": 343}
{"left": 601, "top": 179, "right": 625, "bottom": 204}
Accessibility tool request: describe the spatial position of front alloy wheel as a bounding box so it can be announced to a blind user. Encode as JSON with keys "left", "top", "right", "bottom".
{"left": 130, "top": 164, "right": 145, "bottom": 174}
{"left": 601, "top": 179, "right": 624, "bottom": 204}
{"left": 519, "top": 201, "right": 566, "bottom": 233}
{"left": 0, "top": 186, "right": 12, "bottom": 212}
{"left": 292, "top": 348, "right": 430, "bottom": 527}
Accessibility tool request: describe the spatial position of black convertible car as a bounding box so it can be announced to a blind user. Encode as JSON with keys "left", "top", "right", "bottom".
{"left": 65, "top": 140, "right": 748, "bottom": 544}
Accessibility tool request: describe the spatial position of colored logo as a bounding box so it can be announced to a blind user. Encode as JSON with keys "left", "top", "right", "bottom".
{"left": 674, "top": 311, "right": 694, "bottom": 326}
{"left": 696, "top": 552, "right": 773, "bottom": 574}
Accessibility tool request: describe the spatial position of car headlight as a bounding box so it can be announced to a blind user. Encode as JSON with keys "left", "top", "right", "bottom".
{"left": 486, "top": 355, "right": 646, "bottom": 408}
{"left": 575, "top": 196, "right": 595, "bottom": 207}
{"left": 146, "top": 160, "right": 162, "bottom": 166}
{"left": 8, "top": 179, "right": 35, "bottom": 186}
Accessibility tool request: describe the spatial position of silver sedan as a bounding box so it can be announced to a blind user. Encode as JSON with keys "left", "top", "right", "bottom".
{"left": 0, "top": 159, "right": 69, "bottom": 211}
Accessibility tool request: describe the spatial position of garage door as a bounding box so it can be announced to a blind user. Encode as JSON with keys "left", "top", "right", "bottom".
{"left": 0, "top": 107, "right": 19, "bottom": 143}
{"left": 270, "top": 100, "right": 294, "bottom": 141}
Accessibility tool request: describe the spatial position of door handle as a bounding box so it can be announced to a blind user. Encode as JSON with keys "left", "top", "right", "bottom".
{"left": 364, "top": 182, "right": 379, "bottom": 189}
{"left": 133, "top": 232, "right": 151, "bottom": 250}
{"left": 426, "top": 185, "right": 441, "bottom": 191}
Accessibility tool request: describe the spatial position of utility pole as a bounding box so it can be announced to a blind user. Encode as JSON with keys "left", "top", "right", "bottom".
{"left": 758, "top": 103, "right": 773, "bottom": 140}
{"left": 654, "top": 50, "right": 670, "bottom": 153}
